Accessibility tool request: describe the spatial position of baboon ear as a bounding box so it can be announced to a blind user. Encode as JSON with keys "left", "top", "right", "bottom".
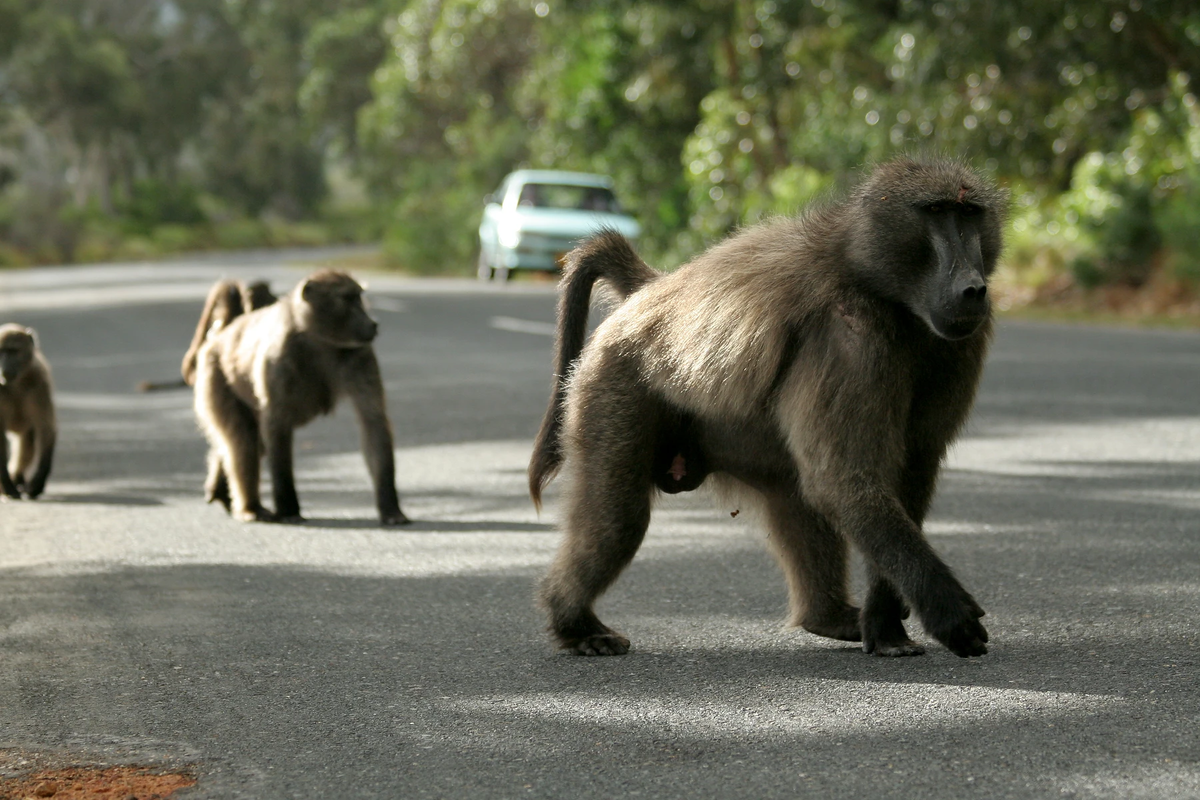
{"left": 300, "top": 280, "right": 314, "bottom": 302}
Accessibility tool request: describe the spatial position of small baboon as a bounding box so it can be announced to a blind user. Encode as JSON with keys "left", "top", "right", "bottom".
{"left": 181, "top": 279, "right": 277, "bottom": 387}
{"left": 0, "top": 324, "right": 56, "bottom": 499}
{"left": 193, "top": 270, "right": 408, "bottom": 525}
{"left": 530, "top": 157, "right": 1004, "bottom": 658}
{"left": 139, "top": 279, "right": 278, "bottom": 392}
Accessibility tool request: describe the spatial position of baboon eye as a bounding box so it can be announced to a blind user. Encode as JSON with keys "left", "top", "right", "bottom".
{"left": 922, "top": 201, "right": 982, "bottom": 217}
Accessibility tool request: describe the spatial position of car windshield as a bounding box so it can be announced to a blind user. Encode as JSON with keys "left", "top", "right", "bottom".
{"left": 516, "top": 183, "right": 620, "bottom": 213}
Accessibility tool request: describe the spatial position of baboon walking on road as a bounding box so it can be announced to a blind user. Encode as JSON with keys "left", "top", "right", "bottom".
{"left": 0, "top": 324, "right": 56, "bottom": 500}
{"left": 194, "top": 270, "right": 408, "bottom": 525}
{"left": 530, "top": 158, "right": 1004, "bottom": 658}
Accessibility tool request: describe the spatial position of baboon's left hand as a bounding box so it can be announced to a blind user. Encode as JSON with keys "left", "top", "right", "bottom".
{"left": 925, "top": 589, "right": 988, "bottom": 658}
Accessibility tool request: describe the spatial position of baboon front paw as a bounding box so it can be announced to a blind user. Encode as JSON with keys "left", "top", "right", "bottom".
{"left": 933, "top": 617, "right": 988, "bottom": 658}
{"left": 276, "top": 513, "right": 306, "bottom": 524}
{"left": 924, "top": 593, "right": 988, "bottom": 657}
{"left": 565, "top": 633, "right": 631, "bottom": 656}
{"left": 380, "top": 510, "right": 411, "bottom": 526}
{"left": 1, "top": 484, "right": 21, "bottom": 500}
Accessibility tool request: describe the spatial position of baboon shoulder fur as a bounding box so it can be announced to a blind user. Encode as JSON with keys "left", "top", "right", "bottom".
{"left": 530, "top": 157, "right": 1004, "bottom": 658}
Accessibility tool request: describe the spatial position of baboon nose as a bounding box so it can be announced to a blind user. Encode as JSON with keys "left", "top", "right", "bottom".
{"left": 962, "top": 284, "right": 986, "bottom": 301}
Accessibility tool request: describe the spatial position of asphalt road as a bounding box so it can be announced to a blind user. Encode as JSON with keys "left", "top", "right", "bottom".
{"left": 1, "top": 250, "right": 1198, "bottom": 799}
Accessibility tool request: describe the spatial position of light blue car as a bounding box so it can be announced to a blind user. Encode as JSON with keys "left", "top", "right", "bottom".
{"left": 477, "top": 170, "right": 642, "bottom": 281}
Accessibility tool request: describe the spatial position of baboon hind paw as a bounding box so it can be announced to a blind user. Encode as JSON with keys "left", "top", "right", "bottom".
{"left": 861, "top": 612, "right": 924, "bottom": 656}
{"left": 799, "top": 606, "right": 862, "bottom": 642}
{"left": 563, "top": 632, "right": 631, "bottom": 656}
{"left": 233, "top": 505, "right": 277, "bottom": 523}
{"left": 380, "top": 509, "right": 411, "bottom": 526}
{"left": 863, "top": 638, "right": 926, "bottom": 657}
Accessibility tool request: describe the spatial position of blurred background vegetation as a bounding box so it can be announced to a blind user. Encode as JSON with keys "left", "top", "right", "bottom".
{"left": 1, "top": 0, "right": 1199, "bottom": 313}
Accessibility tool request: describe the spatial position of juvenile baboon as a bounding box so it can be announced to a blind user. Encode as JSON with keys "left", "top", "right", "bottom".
{"left": 0, "top": 324, "right": 56, "bottom": 499}
{"left": 194, "top": 270, "right": 408, "bottom": 525}
{"left": 138, "top": 279, "right": 278, "bottom": 392}
{"left": 181, "top": 279, "right": 277, "bottom": 387}
{"left": 530, "top": 157, "right": 1004, "bottom": 658}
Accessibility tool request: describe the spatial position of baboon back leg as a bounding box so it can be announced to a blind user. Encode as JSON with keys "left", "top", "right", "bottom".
{"left": 540, "top": 382, "right": 657, "bottom": 656}
{"left": 201, "top": 366, "right": 271, "bottom": 522}
{"left": 763, "top": 492, "right": 860, "bottom": 641}
{"left": 541, "top": 471, "right": 653, "bottom": 656}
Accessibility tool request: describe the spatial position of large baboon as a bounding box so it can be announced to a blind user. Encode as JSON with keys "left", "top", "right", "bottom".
{"left": 0, "top": 324, "right": 56, "bottom": 499}
{"left": 194, "top": 270, "right": 408, "bottom": 525}
{"left": 529, "top": 157, "right": 1004, "bottom": 658}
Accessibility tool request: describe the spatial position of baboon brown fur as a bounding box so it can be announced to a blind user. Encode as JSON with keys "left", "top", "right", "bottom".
{"left": 0, "top": 324, "right": 56, "bottom": 500}
{"left": 529, "top": 157, "right": 1004, "bottom": 658}
{"left": 193, "top": 270, "right": 408, "bottom": 525}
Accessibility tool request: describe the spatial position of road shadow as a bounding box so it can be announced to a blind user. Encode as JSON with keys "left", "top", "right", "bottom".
{"left": 285, "top": 517, "right": 553, "bottom": 533}
{"left": 37, "top": 493, "right": 165, "bottom": 507}
{"left": 0, "top": 559, "right": 1195, "bottom": 798}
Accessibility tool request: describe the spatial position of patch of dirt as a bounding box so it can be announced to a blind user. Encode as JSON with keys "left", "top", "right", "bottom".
{"left": 0, "top": 766, "right": 195, "bottom": 800}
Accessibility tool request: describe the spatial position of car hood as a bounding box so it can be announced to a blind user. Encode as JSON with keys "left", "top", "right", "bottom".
{"left": 507, "top": 208, "right": 642, "bottom": 239}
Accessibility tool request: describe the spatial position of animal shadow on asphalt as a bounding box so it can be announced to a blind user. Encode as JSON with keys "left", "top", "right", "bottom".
{"left": 278, "top": 517, "right": 554, "bottom": 533}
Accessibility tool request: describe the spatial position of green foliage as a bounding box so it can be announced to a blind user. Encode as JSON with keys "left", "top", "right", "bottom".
{"left": 120, "top": 180, "right": 206, "bottom": 236}
{"left": 1157, "top": 173, "right": 1200, "bottom": 281}
{"left": 1052, "top": 72, "right": 1200, "bottom": 287}
{"left": 2, "top": 0, "right": 1200, "bottom": 290}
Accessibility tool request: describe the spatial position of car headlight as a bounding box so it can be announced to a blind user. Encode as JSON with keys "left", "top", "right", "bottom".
{"left": 497, "top": 221, "right": 522, "bottom": 249}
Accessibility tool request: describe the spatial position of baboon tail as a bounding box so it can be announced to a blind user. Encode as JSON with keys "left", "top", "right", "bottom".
{"left": 181, "top": 280, "right": 245, "bottom": 386}
{"left": 528, "top": 229, "right": 659, "bottom": 510}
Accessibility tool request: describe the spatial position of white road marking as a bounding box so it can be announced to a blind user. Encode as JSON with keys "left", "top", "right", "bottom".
{"left": 489, "top": 316, "right": 556, "bottom": 336}
{"left": 368, "top": 296, "right": 408, "bottom": 313}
